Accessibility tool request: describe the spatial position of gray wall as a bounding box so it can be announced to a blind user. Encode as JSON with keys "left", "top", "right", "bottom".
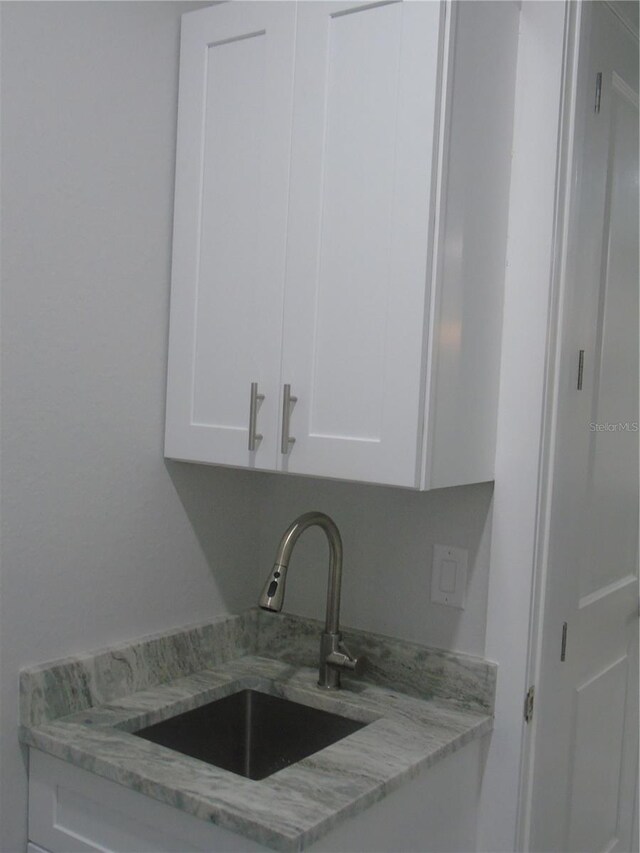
{"left": 258, "top": 476, "right": 492, "bottom": 657}
{"left": 0, "top": 4, "right": 262, "bottom": 850}
{"left": 0, "top": 3, "right": 493, "bottom": 851}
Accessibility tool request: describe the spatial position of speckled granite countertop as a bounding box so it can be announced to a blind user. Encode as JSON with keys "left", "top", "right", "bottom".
{"left": 20, "top": 610, "right": 496, "bottom": 852}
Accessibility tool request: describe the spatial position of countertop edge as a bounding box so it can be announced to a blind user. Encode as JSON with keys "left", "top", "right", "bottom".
{"left": 22, "top": 716, "right": 493, "bottom": 852}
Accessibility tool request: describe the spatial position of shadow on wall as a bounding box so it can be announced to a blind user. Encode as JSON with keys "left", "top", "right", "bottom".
{"left": 165, "top": 460, "right": 493, "bottom": 656}
{"left": 165, "top": 460, "right": 268, "bottom": 615}
{"left": 257, "top": 475, "right": 495, "bottom": 657}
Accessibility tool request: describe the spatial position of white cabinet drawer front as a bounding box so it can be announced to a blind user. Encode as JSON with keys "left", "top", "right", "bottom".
{"left": 280, "top": 1, "right": 443, "bottom": 486}
{"left": 165, "top": 3, "right": 296, "bottom": 469}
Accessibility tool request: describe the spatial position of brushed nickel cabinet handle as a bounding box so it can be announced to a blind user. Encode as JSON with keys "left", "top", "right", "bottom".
{"left": 248, "top": 382, "right": 264, "bottom": 451}
{"left": 281, "top": 384, "right": 297, "bottom": 454}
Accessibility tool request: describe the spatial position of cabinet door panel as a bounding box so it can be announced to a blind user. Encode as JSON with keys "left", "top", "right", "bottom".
{"left": 165, "top": 3, "right": 296, "bottom": 469}
{"left": 280, "top": 1, "right": 443, "bottom": 486}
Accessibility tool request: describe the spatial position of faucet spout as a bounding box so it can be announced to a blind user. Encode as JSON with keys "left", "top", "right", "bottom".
{"left": 258, "top": 511, "right": 364, "bottom": 689}
{"left": 258, "top": 511, "right": 343, "bottom": 634}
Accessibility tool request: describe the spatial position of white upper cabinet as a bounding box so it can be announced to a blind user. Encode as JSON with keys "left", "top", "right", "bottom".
{"left": 165, "top": 1, "right": 519, "bottom": 489}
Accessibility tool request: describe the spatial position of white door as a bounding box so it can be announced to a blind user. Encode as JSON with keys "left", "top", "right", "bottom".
{"left": 528, "top": 4, "right": 639, "bottom": 851}
{"left": 165, "top": 3, "right": 296, "bottom": 470}
{"left": 278, "top": 0, "right": 443, "bottom": 487}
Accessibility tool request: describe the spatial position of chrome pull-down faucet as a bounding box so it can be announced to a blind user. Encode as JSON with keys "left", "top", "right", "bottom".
{"left": 258, "top": 511, "right": 365, "bottom": 689}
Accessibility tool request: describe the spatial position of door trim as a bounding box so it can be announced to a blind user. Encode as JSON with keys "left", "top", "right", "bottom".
{"left": 517, "top": 2, "right": 639, "bottom": 847}
{"left": 516, "top": 2, "right": 582, "bottom": 847}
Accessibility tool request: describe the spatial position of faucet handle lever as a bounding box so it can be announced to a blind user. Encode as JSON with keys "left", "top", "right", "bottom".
{"left": 325, "top": 640, "right": 367, "bottom": 678}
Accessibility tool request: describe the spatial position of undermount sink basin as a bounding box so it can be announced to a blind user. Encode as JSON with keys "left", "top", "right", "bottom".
{"left": 132, "top": 689, "right": 367, "bottom": 780}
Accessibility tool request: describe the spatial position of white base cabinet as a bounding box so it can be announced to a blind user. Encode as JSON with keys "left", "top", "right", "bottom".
{"left": 165, "top": 1, "right": 519, "bottom": 489}
{"left": 28, "top": 742, "right": 485, "bottom": 853}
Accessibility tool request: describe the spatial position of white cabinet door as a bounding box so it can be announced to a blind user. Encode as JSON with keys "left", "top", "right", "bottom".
{"left": 279, "top": 1, "right": 443, "bottom": 487}
{"left": 165, "top": 3, "right": 296, "bottom": 470}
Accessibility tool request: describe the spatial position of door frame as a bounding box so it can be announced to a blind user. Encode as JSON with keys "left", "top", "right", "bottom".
{"left": 517, "top": 1, "right": 639, "bottom": 848}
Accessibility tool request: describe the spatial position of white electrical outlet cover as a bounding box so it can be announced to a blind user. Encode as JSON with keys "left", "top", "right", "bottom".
{"left": 431, "top": 544, "right": 468, "bottom": 609}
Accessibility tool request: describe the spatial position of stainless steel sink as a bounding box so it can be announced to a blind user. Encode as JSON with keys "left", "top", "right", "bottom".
{"left": 132, "top": 689, "right": 367, "bottom": 780}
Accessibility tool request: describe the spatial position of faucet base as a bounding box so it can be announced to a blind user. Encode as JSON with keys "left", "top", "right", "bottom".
{"left": 318, "top": 633, "right": 343, "bottom": 689}
{"left": 318, "top": 632, "right": 366, "bottom": 689}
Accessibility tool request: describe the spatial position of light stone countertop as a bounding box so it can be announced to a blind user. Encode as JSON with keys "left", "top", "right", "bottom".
{"left": 20, "top": 610, "right": 495, "bottom": 852}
